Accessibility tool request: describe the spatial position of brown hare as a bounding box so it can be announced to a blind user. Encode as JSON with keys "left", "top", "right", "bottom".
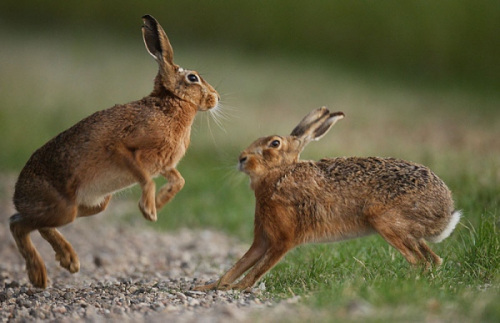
{"left": 194, "top": 107, "right": 460, "bottom": 291}
{"left": 10, "top": 15, "right": 220, "bottom": 288}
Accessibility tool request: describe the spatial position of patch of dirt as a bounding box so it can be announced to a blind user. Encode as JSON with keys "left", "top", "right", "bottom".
{"left": 0, "top": 174, "right": 302, "bottom": 322}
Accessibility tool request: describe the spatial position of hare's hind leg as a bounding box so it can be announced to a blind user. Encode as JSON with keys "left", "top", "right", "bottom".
{"left": 375, "top": 226, "right": 420, "bottom": 265}
{"left": 10, "top": 213, "right": 48, "bottom": 288}
{"left": 38, "top": 196, "right": 111, "bottom": 274}
{"left": 371, "top": 214, "right": 439, "bottom": 268}
{"left": 10, "top": 194, "right": 79, "bottom": 288}
{"left": 39, "top": 228, "right": 80, "bottom": 273}
{"left": 36, "top": 201, "right": 81, "bottom": 275}
{"left": 417, "top": 239, "right": 442, "bottom": 266}
{"left": 37, "top": 197, "right": 112, "bottom": 274}
{"left": 369, "top": 211, "right": 421, "bottom": 265}
{"left": 77, "top": 195, "right": 111, "bottom": 217}
{"left": 389, "top": 236, "right": 441, "bottom": 269}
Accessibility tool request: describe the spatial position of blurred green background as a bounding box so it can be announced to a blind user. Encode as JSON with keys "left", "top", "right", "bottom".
{"left": 1, "top": 1, "right": 499, "bottom": 321}
{"left": 1, "top": 0, "right": 499, "bottom": 88}
{"left": 1, "top": 0, "right": 499, "bottom": 234}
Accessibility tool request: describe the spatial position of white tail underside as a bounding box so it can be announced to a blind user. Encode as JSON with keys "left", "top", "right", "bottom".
{"left": 427, "top": 210, "right": 462, "bottom": 243}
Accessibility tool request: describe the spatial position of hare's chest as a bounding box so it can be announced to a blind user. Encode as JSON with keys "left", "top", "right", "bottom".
{"left": 155, "top": 126, "right": 191, "bottom": 171}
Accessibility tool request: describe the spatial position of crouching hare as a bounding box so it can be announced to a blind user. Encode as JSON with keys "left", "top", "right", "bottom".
{"left": 10, "top": 15, "right": 220, "bottom": 288}
{"left": 194, "top": 107, "right": 460, "bottom": 291}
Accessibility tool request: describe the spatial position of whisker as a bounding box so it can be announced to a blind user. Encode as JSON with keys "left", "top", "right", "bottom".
{"left": 216, "top": 100, "right": 240, "bottom": 119}
{"left": 216, "top": 166, "right": 247, "bottom": 190}
{"left": 199, "top": 150, "right": 247, "bottom": 190}
{"left": 214, "top": 106, "right": 233, "bottom": 122}
{"left": 205, "top": 111, "right": 217, "bottom": 143}
{"left": 209, "top": 103, "right": 231, "bottom": 133}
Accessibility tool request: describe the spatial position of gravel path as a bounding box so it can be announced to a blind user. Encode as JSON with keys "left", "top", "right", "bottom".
{"left": 0, "top": 175, "right": 301, "bottom": 322}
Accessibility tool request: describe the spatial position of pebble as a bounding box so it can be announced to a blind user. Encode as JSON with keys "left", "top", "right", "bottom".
{"left": 176, "top": 292, "right": 188, "bottom": 301}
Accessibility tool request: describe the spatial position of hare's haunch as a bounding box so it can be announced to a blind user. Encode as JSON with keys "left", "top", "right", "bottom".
{"left": 194, "top": 107, "right": 460, "bottom": 291}
{"left": 10, "top": 15, "right": 220, "bottom": 288}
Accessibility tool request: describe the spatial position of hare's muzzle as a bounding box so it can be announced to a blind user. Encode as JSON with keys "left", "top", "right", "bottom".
{"left": 238, "top": 155, "right": 248, "bottom": 172}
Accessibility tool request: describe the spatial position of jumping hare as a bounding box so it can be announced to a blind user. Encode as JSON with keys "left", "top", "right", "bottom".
{"left": 10, "top": 15, "right": 220, "bottom": 288}
{"left": 194, "top": 107, "right": 460, "bottom": 291}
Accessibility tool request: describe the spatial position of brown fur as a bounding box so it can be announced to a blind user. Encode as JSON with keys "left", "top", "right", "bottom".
{"left": 194, "top": 107, "right": 460, "bottom": 291}
{"left": 10, "top": 15, "right": 220, "bottom": 288}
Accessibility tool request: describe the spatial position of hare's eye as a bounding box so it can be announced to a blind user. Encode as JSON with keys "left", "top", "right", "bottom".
{"left": 187, "top": 74, "right": 199, "bottom": 83}
{"left": 270, "top": 140, "right": 281, "bottom": 148}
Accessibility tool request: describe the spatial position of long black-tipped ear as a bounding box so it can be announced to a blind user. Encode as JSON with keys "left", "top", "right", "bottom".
{"left": 311, "top": 111, "right": 345, "bottom": 141}
{"left": 290, "top": 106, "right": 344, "bottom": 150}
{"left": 142, "top": 14, "right": 175, "bottom": 66}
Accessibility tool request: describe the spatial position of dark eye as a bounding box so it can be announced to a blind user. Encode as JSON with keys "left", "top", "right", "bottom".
{"left": 187, "top": 74, "right": 199, "bottom": 83}
{"left": 269, "top": 139, "right": 281, "bottom": 148}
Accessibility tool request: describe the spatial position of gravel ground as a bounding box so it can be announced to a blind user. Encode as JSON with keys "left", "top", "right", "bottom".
{"left": 0, "top": 175, "right": 303, "bottom": 322}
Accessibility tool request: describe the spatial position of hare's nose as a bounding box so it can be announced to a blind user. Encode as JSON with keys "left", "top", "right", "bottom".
{"left": 239, "top": 156, "right": 248, "bottom": 164}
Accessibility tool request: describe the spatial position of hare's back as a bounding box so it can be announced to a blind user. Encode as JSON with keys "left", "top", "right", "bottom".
{"left": 20, "top": 99, "right": 170, "bottom": 170}
{"left": 15, "top": 102, "right": 165, "bottom": 202}
{"left": 317, "top": 157, "right": 451, "bottom": 201}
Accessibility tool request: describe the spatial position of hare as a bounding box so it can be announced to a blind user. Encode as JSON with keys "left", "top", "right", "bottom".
{"left": 194, "top": 107, "right": 460, "bottom": 291}
{"left": 10, "top": 14, "right": 220, "bottom": 288}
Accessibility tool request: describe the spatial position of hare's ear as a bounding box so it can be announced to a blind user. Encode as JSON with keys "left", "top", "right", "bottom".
{"left": 142, "top": 15, "right": 175, "bottom": 67}
{"left": 290, "top": 106, "right": 344, "bottom": 149}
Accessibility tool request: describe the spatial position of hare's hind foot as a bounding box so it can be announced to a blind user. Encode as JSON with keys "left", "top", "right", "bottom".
{"left": 369, "top": 209, "right": 444, "bottom": 268}
{"left": 39, "top": 228, "right": 80, "bottom": 273}
{"left": 26, "top": 253, "right": 48, "bottom": 288}
{"left": 10, "top": 215, "right": 48, "bottom": 288}
{"left": 374, "top": 225, "right": 442, "bottom": 268}
{"left": 416, "top": 238, "right": 442, "bottom": 267}
{"left": 397, "top": 237, "right": 442, "bottom": 269}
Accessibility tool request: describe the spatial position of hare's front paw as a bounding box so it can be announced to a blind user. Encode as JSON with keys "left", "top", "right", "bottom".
{"left": 192, "top": 284, "right": 213, "bottom": 292}
{"left": 139, "top": 198, "right": 157, "bottom": 222}
{"left": 193, "top": 281, "right": 229, "bottom": 292}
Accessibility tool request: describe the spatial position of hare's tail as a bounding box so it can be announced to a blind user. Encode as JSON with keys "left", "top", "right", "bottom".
{"left": 427, "top": 210, "right": 462, "bottom": 243}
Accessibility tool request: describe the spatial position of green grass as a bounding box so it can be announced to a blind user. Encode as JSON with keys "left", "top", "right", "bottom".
{"left": 261, "top": 213, "right": 499, "bottom": 321}
{"left": 1, "top": 29, "right": 499, "bottom": 322}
